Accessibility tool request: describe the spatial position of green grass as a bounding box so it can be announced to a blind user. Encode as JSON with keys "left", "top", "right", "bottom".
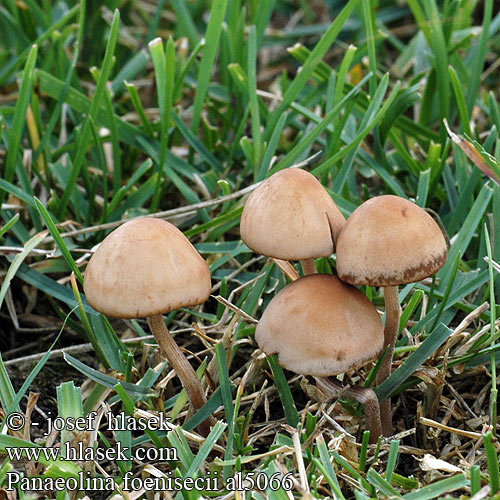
{"left": 0, "top": 1, "right": 500, "bottom": 498}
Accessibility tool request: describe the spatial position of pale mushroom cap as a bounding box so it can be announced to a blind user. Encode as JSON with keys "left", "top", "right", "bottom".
{"left": 240, "top": 169, "right": 345, "bottom": 260}
{"left": 83, "top": 218, "right": 211, "bottom": 318}
{"left": 337, "top": 195, "right": 447, "bottom": 287}
{"left": 255, "top": 274, "right": 383, "bottom": 376}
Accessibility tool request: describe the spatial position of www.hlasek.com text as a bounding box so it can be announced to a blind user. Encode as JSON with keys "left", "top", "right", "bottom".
{"left": 6, "top": 440, "right": 177, "bottom": 462}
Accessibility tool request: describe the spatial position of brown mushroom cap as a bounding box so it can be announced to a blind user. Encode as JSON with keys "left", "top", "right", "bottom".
{"left": 255, "top": 274, "right": 383, "bottom": 376}
{"left": 336, "top": 195, "right": 447, "bottom": 287}
{"left": 83, "top": 218, "right": 211, "bottom": 318}
{"left": 240, "top": 169, "right": 345, "bottom": 260}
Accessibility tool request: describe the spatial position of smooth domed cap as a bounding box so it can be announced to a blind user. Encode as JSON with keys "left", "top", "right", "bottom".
{"left": 84, "top": 218, "right": 211, "bottom": 318}
{"left": 336, "top": 195, "right": 447, "bottom": 287}
{"left": 255, "top": 274, "right": 383, "bottom": 376}
{"left": 240, "top": 169, "right": 345, "bottom": 260}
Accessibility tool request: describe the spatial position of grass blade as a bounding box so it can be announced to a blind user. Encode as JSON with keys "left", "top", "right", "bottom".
{"left": 0, "top": 229, "right": 47, "bottom": 310}
{"left": 215, "top": 342, "right": 234, "bottom": 480}
{"left": 375, "top": 323, "right": 453, "bottom": 401}
{"left": 314, "top": 435, "right": 345, "bottom": 499}
{"left": 483, "top": 431, "right": 500, "bottom": 493}
{"left": 56, "top": 10, "right": 120, "bottom": 218}
{"left": 465, "top": 0, "right": 493, "bottom": 113}
{"left": 0, "top": 354, "right": 20, "bottom": 415}
{"left": 57, "top": 381, "right": 84, "bottom": 458}
{"left": 385, "top": 439, "right": 400, "bottom": 484}
{"left": 247, "top": 25, "right": 261, "bottom": 174}
{"left": 257, "top": 112, "right": 288, "bottom": 181}
{"left": 265, "top": 0, "right": 361, "bottom": 139}
{"left": 366, "top": 468, "right": 402, "bottom": 498}
{"left": 0, "top": 214, "right": 20, "bottom": 240}
{"left": 63, "top": 353, "right": 152, "bottom": 398}
{"left": 267, "top": 355, "right": 299, "bottom": 427}
{"left": 34, "top": 198, "right": 84, "bottom": 283}
{"left": 401, "top": 474, "right": 468, "bottom": 499}
{"left": 1, "top": 44, "right": 37, "bottom": 208}
{"left": 190, "top": 0, "right": 229, "bottom": 133}
{"left": 448, "top": 65, "right": 471, "bottom": 136}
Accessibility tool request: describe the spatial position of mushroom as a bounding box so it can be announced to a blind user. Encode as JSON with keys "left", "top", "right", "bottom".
{"left": 83, "top": 217, "right": 213, "bottom": 432}
{"left": 255, "top": 274, "right": 384, "bottom": 442}
{"left": 240, "top": 168, "right": 345, "bottom": 275}
{"left": 336, "top": 195, "right": 448, "bottom": 435}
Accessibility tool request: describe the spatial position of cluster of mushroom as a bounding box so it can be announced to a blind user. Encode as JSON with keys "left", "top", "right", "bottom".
{"left": 241, "top": 168, "right": 448, "bottom": 440}
{"left": 80, "top": 167, "right": 447, "bottom": 442}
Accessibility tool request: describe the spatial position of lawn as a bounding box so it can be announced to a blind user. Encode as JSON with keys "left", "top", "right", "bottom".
{"left": 0, "top": 0, "right": 500, "bottom": 498}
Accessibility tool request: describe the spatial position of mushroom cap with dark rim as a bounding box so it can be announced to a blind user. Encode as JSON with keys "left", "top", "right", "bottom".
{"left": 83, "top": 218, "right": 211, "bottom": 318}
{"left": 336, "top": 195, "right": 447, "bottom": 287}
{"left": 255, "top": 274, "right": 384, "bottom": 376}
{"left": 240, "top": 168, "right": 345, "bottom": 260}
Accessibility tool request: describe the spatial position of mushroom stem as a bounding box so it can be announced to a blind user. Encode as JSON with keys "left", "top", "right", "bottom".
{"left": 315, "top": 377, "right": 382, "bottom": 444}
{"left": 147, "top": 314, "right": 213, "bottom": 434}
{"left": 301, "top": 258, "right": 317, "bottom": 275}
{"left": 377, "top": 285, "right": 400, "bottom": 436}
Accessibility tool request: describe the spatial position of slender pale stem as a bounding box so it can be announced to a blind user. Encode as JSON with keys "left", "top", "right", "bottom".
{"left": 147, "top": 314, "right": 213, "bottom": 435}
{"left": 315, "top": 377, "right": 382, "bottom": 444}
{"left": 377, "top": 285, "right": 400, "bottom": 436}
{"left": 301, "top": 258, "right": 317, "bottom": 275}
